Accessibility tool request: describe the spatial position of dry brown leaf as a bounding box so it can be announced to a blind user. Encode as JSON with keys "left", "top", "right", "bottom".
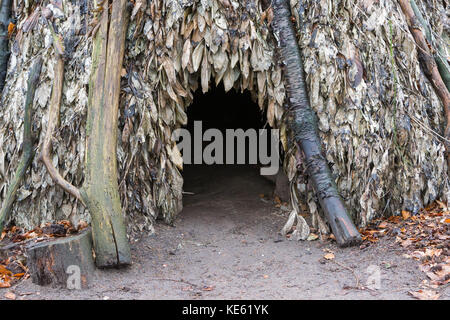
{"left": 378, "top": 221, "right": 388, "bottom": 228}
{"left": 409, "top": 289, "right": 440, "bottom": 300}
{"left": 401, "top": 210, "right": 411, "bottom": 220}
{"left": 324, "top": 253, "right": 335, "bottom": 260}
{"left": 202, "top": 286, "right": 214, "bottom": 291}
{"left": 4, "top": 292, "right": 16, "bottom": 300}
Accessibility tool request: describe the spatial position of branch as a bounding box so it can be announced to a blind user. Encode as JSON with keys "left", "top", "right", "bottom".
{"left": 40, "top": 21, "right": 84, "bottom": 205}
{"left": 398, "top": 0, "right": 450, "bottom": 166}
{"left": 0, "top": 57, "right": 43, "bottom": 232}
{"left": 409, "top": 0, "right": 450, "bottom": 92}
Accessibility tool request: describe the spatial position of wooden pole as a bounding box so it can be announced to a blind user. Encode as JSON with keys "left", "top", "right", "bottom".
{"left": 81, "top": 1, "right": 131, "bottom": 267}
{"left": 0, "top": 0, "right": 11, "bottom": 93}
{"left": 271, "top": 0, "right": 361, "bottom": 246}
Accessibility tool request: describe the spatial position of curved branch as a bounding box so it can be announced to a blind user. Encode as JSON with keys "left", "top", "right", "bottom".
{"left": 271, "top": 0, "right": 361, "bottom": 246}
{"left": 409, "top": 0, "right": 450, "bottom": 92}
{"left": 0, "top": 57, "right": 42, "bottom": 232}
{"left": 398, "top": 0, "right": 450, "bottom": 167}
{"left": 40, "top": 22, "right": 84, "bottom": 205}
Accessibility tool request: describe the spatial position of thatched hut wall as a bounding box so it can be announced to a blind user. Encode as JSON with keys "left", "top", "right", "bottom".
{"left": 0, "top": 0, "right": 448, "bottom": 235}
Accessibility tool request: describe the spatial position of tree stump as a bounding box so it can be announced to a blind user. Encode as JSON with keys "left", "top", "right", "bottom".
{"left": 26, "top": 229, "right": 96, "bottom": 289}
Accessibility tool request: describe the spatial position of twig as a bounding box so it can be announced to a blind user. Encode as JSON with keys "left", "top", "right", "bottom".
{"left": 146, "top": 277, "right": 203, "bottom": 289}
{"left": 333, "top": 260, "right": 361, "bottom": 290}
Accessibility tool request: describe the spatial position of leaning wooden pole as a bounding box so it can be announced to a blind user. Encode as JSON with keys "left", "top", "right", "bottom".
{"left": 271, "top": 0, "right": 361, "bottom": 246}
{"left": 80, "top": 0, "right": 131, "bottom": 267}
{"left": 0, "top": 0, "right": 12, "bottom": 93}
{"left": 0, "top": 57, "right": 42, "bottom": 232}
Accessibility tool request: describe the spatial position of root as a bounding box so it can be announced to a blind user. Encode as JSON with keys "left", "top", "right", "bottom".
{"left": 40, "top": 21, "right": 84, "bottom": 205}
{"left": 0, "top": 57, "right": 43, "bottom": 232}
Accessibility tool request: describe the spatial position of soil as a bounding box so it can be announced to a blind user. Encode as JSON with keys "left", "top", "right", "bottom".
{"left": 4, "top": 165, "right": 449, "bottom": 300}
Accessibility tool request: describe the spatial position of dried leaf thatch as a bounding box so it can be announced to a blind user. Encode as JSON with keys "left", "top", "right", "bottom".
{"left": 0, "top": 0, "right": 448, "bottom": 237}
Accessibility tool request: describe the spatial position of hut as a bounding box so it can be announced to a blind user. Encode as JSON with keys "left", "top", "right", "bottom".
{"left": 0, "top": 0, "right": 448, "bottom": 266}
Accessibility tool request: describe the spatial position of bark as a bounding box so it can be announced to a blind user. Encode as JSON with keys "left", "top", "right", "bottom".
{"left": 0, "top": 0, "right": 11, "bottom": 93}
{"left": 80, "top": 1, "right": 131, "bottom": 267}
{"left": 272, "top": 0, "right": 361, "bottom": 246}
{"left": 0, "top": 57, "right": 42, "bottom": 232}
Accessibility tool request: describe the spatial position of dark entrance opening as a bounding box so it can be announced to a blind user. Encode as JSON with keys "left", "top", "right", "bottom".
{"left": 181, "top": 84, "right": 277, "bottom": 209}
{"left": 185, "top": 85, "right": 265, "bottom": 134}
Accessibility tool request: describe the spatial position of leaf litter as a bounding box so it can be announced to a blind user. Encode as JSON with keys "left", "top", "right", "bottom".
{"left": 360, "top": 200, "right": 450, "bottom": 299}
{"left": 0, "top": 219, "right": 88, "bottom": 289}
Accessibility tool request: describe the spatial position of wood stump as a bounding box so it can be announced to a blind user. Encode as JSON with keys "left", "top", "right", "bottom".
{"left": 263, "top": 171, "right": 291, "bottom": 203}
{"left": 26, "top": 229, "right": 96, "bottom": 289}
{"left": 274, "top": 171, "right": 290, "bottom": 203}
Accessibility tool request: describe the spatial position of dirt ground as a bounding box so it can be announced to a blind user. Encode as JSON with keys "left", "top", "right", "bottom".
{"left": 6, "top": 165, "right": 449, "bottom": 299}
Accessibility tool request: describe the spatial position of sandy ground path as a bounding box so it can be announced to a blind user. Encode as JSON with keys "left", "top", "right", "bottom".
{"left": 7, "top": 165, "right": 448, "bottom": 299}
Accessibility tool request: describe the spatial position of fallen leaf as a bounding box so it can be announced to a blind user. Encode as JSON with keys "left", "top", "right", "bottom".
{"left": 7, "top": 22, "right": 15, "bottom": 38}
{"left": 436, "top": 200, "right": 446, "bottom": 209}
{"left": 4, "top": 292, "right": 16, "bottom": 300}
{"left": 400, "top": 239, "right": 412, "bottom": 248}
{"left": 409, "top": 289, "right": 440, "bottom": 300}
{"left": 202, "top": 286, "right": 214, "bottom": 291}
{"left": 307, "top": 233, "right": 319, "bottom": 241}
{"left": 402, "top": 210, "right": 411, "bottom": 220}
{"left": 77, "top": 220, "right": 88, "bottom": 231}
{"left": 182, "top": 286, "right": 193, "bottom": 291}
{"left": 324, "top": 253, "right": 335, "bottom": 260}
{"left": 378, "top": 221, "right": 388, "bottom": 228}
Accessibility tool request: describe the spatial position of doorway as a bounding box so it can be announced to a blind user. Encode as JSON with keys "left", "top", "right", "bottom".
{"left": 180, "top": 84, "right": 280, "bottom": 215}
